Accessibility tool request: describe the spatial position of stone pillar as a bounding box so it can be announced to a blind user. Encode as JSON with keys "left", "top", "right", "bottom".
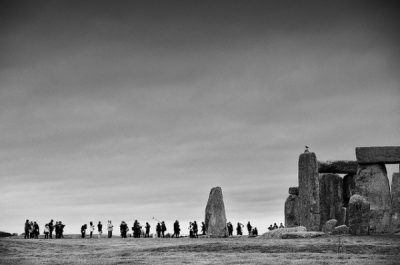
{"left": 285, "top": 194, "right": 299, "bottom": 228}
{"left": 319, "top": 173, "right": 344, "bottom": 229}
{"left": 391, "top": 173, "right": 400, "bottom": 233}
{"left": 348, "top": 194, "right": 370, "bottom": 235}
{"left": 298, "top": 152, "right": 320, "bottom": 231}
{"left": 205, "top": 187, "right": 228, "bottom": 237}
{"left": 343, "top": 174, "right": 356, "bottom": 208}
{"left": 355, "top": 164, "right": 391, "bottom": 233}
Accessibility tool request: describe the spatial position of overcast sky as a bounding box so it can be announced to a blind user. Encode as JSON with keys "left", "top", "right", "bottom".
{"left": 1, "top": 0, "right": 399, "bottom": 235}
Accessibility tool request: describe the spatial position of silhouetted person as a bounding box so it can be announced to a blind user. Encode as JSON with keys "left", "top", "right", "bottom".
{"left": 268, "top": 224, "right": 273, "bottom": 231}
{"left": 81, "top": 224, "right": 87, "bottom": 238}
{"left": 120, "top": 221, "right": 128, "bottom": 238}
{"left": 227, "top": 222, "right": 233, "bottom": 236}
{"left": 247, "top": 221, "right": 252, "bottom": 236}
{"left": 192, "top": 221, "right": 198, "bottom": 238}
{"left": 173, "top": 220, "right": 180, "bottom": 238}
{"left": 98, "top": 221, "right": 103, "bottom": 238}
{"left": 279, "top": 223, "right": 284, "bottom": 229}
{"left": 89, "top": 221, "right": 95, "bottom": 238}
{"left": 145, "top": 222, "right": 150, "bottom": 237}
{"left": 107, "top": 220, "right": 113, "bottom": 238}
{"left": 161, "top": 221, "right": 167, "bottom": 238}
{"left": 44, "top": 224, "right": 49, "bottom": 239}
{"left": 49, "top": 220, "right": 54, "bottom": 239}
{"left": 24, "top": 220, "right": 30, "bottom": 239}
{"left": 273, "top": 223, "right": 278, "bottom": 230}
{"left": 252, "top": 227, "right": 258, "bottom": 236}
{"left": 59, "top": 221, "right": 65, "bottom": 238}
{"left": 201, "top": 222, "right": 206, "bottom": 235}
{"left": 156, "top": 223, "right": 161, "bottom": 238}
{"left": 236, "top": 223, "right": 243, "bottom": 236}
{"left": 133, "top": 220, "right": 142, "bottom": 238}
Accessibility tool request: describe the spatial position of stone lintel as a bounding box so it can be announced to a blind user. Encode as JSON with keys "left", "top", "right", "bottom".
{"left": 356, "top": 146, "right": 400, "bottom": 164}
{"left": 318, "top": 160, "right": 358, "bottom": 174}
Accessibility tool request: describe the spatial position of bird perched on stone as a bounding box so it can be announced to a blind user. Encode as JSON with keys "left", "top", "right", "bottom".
{"left": 304, "top": 146, "right": 309, "bottom": 153}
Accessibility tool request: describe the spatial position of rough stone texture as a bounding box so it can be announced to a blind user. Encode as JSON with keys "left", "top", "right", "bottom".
{"left": 319, "top": 173, "right": 344, "bottom": 229}
{"left": 284, "top": 195, "right": 299, "bottom": 228}
{"left": 343, "top": 174, "right": 356, "bottom": 208}
{"left": 322, "top": 219, "right": 338, "bottom": 234}
{"left": 391, "top": 173, "right": 400, "bottom": 233}
{"left": 356, "top": 146, "right": 400, "bottom": 164}
{"left": 204, "top": 187, "right": 228, "bottom": 237}
{"left": 298, "top": 152, "right": 320, "bottom": 231}
{"left": 289, "top": 187, "right": 299, "bottom": 195}
{"left": 348, "top": 195, "right": 370, "bottom": 235}
{"left": 355, "top": 164, "right": 391, "bottom": 233}
{"left": 281, "top": 231, "right": 325, "bottom": 239}
{"left": 318, "top": 160, "right": 358, "bottom": 174}
{"left": 340, "top": 207, "right": 347, "bottom": 226}
{"left": 332, "top": 225, "right": 350, "bottom": 235}
{"left": 258, "top": 226, "right": 306, "bottom": 238}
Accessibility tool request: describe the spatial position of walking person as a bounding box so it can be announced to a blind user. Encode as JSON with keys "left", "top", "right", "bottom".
{"left": 247, "top": 221, "right": 252, "bottom": 236}
{"left": 44, "top": 224, "right": 50, "bottom": 239}
{"left": 173, "top": 220, "right": 180, "bottom": 238}
{"left": 49, "top": 220, "right": 54, "bottom": 239}
{"left": 236, "top": 222, "right": 243, "bottom": 236}
{"left": 89, "top": 221, "right": 95, "bottom": 238}
{"left": 156, "top": 223, "right": 161, "bottom": 238}
{"left": 107, "top": 220, "right": 113, "bottom": 238}
{"left": 145, "top": 222, "right": 150, "bottom": 238}
{"left": 24, "top": 220, "right": 30, "bottom": 239}
{"left": 161, "top": 221, "right": 166, "bottom": 238}
{"left": 97, "top": 221, "right": 103, "bottom": 238}
{"left": 192, "top": 221, "right": 198, "bottom": 238}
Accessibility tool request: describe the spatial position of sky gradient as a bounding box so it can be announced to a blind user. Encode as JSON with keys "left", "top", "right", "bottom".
{"left": 1, "top": 0, "right": 399, "bottom": 235}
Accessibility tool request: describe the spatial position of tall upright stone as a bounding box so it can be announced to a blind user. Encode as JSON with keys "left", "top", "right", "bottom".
{"left": 205, "top": 187, "right": 228, "bottom": 237}
{"left": 285, "top": 194, "right": 299, "bottom": 228}
{"left": 319, "top": 173, "right": 344, "bottom": 229}
{"left": 391, "top": 173, "right": 400, "bottom": 233}
{"left": 348, "top": 195, "right": 370, "bottom": 235}
{"left": 355, "top": 164, "right": 391, "bottom": 233}
{"left": 298, "top": 152, "right": 320, "bottom": 231}
{"left": 343, "top": 174, "right": 356, "bottom": 208}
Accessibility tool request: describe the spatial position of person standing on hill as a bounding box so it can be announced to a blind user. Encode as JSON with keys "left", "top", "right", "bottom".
{"left": 44, "top": 224, "right": 49, "bottom": 239}
{"left": 161, "top": 221, "right": 166, "bottom": 238}
{"left": 173, "top": 220, "right": 180, "bottom": 238}
{"left": 89, "top": 221, "right": 95, "bottom": 238}
{"left": 247, "top": 221, "right": 252, "bottom": 236}
{"left": 107, "top": 220, "right": 113, "bottom": 238}
{"left": 201, "top": 222, "right": 206, "bottom": 235}
{"left": 24, "top": 220, "right": 30, "bottom": 239}
{"left": 192, "top": 221, "right": 198, "bottom": 238}
{"left": 97, "top": 221, "right": 103, "bottom": 238}
{"left": 120, "top": 221, "right": 128, "bottom": 238}
{"left": 145, "top": 222, "right": 151, "bottom": 238}
{"left": 49, "top": 220, "right": 54, "bottom": 239}
{"left": 81, "top": 224, "right": 87, "bottom": 238}
{"left": 227, "top": 222, "right": 233, "bottom": 236}
{"left": 156, "top": 222, "right": 161, "bottom": 238}
{"left": 236, "top": 223, "right": 243, "bottom": 236}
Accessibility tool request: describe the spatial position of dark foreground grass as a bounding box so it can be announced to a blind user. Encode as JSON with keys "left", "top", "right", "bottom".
{"left": 0, "top": 235, "right": 399, "bottom": 265}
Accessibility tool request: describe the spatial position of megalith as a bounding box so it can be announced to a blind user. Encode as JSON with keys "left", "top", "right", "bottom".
{"left": 285, "top": 194, "right": 299, "bottom": 228}
{"left": 319, "top": 173, "right": 344, "bottom": 229}
{"left": 391, "top": 172, "right": 400, "bottom": 233}
{"left": 343, "top": 174, "right": 356, "bottom": 208}
{"left": 298, "top": 152, "right": 320, "bottom": 231}
{"left": 205, "top": 187, "right": 228, "bottom": 237}
{"left": 348, "top": 194, "right": 370, "bottom": 235}
{"left": 355, "top": 164, "right": 391, "bottom": 233}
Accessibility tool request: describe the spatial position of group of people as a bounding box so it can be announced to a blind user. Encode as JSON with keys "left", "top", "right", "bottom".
{"left": 268, "top": 222, "right": 285, "bottom": 231}
{"left": 226, "top": 221, "right": 258, "bottom": 236}
{"left": 81, "top": 220, "right": 114, "bottom": 238}
{"left": 24, "top": 219, "right": 65, "bottom": 239}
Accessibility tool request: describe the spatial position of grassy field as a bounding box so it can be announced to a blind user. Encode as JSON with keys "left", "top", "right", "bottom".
{"left": 0, "top": 235, "right": 399, "bottom": 265}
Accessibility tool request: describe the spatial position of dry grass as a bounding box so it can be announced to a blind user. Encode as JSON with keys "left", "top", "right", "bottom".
{"left": 0, "top": 235, "right": 399, "bottom": 264}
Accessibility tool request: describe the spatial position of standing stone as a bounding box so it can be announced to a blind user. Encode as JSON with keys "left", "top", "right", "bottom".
{"left": 285, "top": 194, "right": 299, "bottom": 227}
{"left": 391, "top": 173, "right": 400, "bottom": 233}
{"left": 355, "top": 164, "right": 391, "bottom": 233}
{"left": 319, "top": 173, "right": 344, "bottom": 229}
{"left": 348, "top": 195, "right": 370, "bottom": 235}
{"left": 343, "top": 174, "right": 356, "bottom": 208}
{"left": 298, "top": 152, "right": 320, "bottom": 231}
{"left": 205, "top": 187, "right": 228, "bottom": 237}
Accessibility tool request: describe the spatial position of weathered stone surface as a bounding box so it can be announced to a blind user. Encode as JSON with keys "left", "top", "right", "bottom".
{"left": 322, "top": 219, "right": 337, "bottom": 234}
{"left": 298, "top": 152, "right": 320, "bottom": 231}
{"left": 289, "top": 187, "right": 299, "bottom": 195}
{"left": 355, "top": 164, "right": 391, "bottom": 233}
{"left": 285, "top": 194, "right": 299, "bottom": 228}
{"left": 391, "top": 173, "right": 400, "bottom": 233}
{"left": 348, "top": 195, "right": 370, "bottom": 235}
{"left": 258, "top": 226, "right": 306, "bottom": 238}
{"left": 343, "top": 174, "right": 356, "bottom": 208}
{"left": 205, "top": 187, "right": 228, "bottom": 237}
{"left": 319, "top": 173, "right": 344, "bottom": 229}
{"left": 332, "top": 225, "right": 349, "bottom": 235}
{"left": 281, "top": 231, "right": 325, "bottom": 239}
{"left": 356, "top": 146, "right": 400, "bottom": 164}
{"left": 318, "top": 160, "right": 358, "bottom": 174}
